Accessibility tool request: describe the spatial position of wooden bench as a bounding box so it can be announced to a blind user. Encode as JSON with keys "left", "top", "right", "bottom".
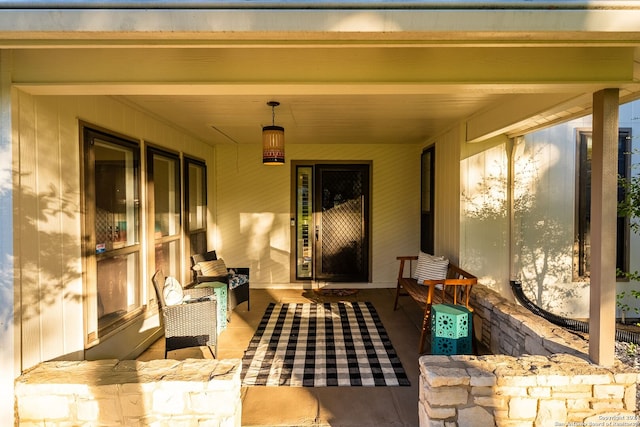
{"left": 393, "top": 255, "right": 478, "bottom": 353}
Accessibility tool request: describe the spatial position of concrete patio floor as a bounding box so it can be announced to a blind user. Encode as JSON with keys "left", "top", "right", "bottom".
{"left": 137, "top": 288, "right": 427, "bottom": 427}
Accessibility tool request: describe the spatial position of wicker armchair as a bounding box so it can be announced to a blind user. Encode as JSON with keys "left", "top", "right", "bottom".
{"left": 190, "top": 250, "right": 250, "bottom": 312}
{"left": 151, "top": 270, "right": 218, "bottom": 358}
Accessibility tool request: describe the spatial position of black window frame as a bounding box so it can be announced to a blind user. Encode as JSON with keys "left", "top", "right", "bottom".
{"left": 574, "top": 128, "right": 631, "bottom": 280}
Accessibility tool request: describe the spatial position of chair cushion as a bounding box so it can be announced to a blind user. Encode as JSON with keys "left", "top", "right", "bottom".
{"left": 163, "top": 276, "right": 184, "bottom": 306}
{"left": 413, "top": 251, "right": 449, "bottom": 284}
{"left": 195, "top": 259, "right": 228, "bottom": 277}
{"left": 194, "top": 281, "right": 227, "bottom": 289}
{"left": 228, "top": 273, "right": 249, "bottom": 290}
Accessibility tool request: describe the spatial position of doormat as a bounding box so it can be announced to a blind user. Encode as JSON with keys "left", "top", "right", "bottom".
{"left": 313, "top": 288, "right": 359, "bottom": 297}
{"left": 241, "top": 302, "right": 410, "bottom": 387}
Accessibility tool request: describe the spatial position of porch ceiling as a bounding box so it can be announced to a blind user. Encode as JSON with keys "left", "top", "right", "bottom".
{"left": 119, "top": 93, "right": 504, "bottom": 146}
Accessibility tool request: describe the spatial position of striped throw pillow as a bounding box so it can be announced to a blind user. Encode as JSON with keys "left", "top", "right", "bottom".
{"left": 196, "top": 259, "right": 228, "bottom": 277}
{"left": 413, "top": 251, "right": 449, "bottom": 284}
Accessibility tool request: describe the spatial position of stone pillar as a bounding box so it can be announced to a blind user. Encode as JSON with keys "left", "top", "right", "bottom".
{"left": 589, "top": 88, "right": 619, "bottom": 366}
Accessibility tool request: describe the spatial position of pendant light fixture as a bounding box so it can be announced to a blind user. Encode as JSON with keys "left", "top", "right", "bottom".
{"left": 262, "top": 101, "right": 285, "bottom": 165}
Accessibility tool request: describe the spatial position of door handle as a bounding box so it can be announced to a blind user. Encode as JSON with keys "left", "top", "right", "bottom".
{"left": 315, "top": 225, "right": 319, "bottom": 241}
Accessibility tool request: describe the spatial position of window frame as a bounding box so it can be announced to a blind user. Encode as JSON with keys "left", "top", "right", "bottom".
{"left": 81, "top": 123, "right": 144, "bottom": 346}
{"left": 147, "top": 145, "right": 183, "bottom": 282}
{"left": 184, "top": 156, "right": 208, "bottom": 283}
{"left": 420, "top": 146, "right": 435, "bottom": 255}
{"left": 573, "top": 127, "right": 631, "bottom": 281}
{"left": 81, "top": 125, "right": 210, "bottom": 347}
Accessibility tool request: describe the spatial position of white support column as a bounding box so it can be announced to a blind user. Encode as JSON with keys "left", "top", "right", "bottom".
{"left": 589, "top": 88, "right": 619, "bottom": 366}
{"left": 0, "top": 51, "right": 15, "bottom": 423}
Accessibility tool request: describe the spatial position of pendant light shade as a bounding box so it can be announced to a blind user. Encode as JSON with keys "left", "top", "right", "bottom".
{"left": 263, "top": 101, "right": 285, "bottom": 165}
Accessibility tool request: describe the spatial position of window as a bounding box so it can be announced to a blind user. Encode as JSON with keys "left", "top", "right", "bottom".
{"left": 295, "top": 166, "right": 313, "bottom": 279}
{"left": 184, "top": 157, "right": 207, "bottom": 281}
{"left": 82, "top": 125, "right": 210, "bottom": 345}
{"left": 83, "top": 126, "right": 142, "bottom": 342}
{"left": 574, "top": 128, "right": 631, "bottom": 279}
{"left": 148, "top": 147, "right": 181, "bottom": 280}
{"left": 421, "top": 147, "right": 435, "bottom": 254}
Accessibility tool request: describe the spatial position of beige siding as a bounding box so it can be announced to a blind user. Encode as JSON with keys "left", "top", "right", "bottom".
{"left": 460, "top": 136, "right": 511, "bottom": 297}
{"left": 15, "top": 92, "right": 77, "bottom": 368}
{"left": 516, "top": 121, "right": 584, "bottom": 317}
{"left": 214, "top": 142, "right": 421, "bottom": 287}
{"left": 426, "top": 127, "right": 512, "bottom": 294}
{"left": 514, "top": 117, "right": 589, "bottom": 318}
{"left": 432, "top": 125, "right": 463, "bottom": 264}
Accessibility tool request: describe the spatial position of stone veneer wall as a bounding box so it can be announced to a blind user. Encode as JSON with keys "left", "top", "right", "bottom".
{"left": 469, "top": 284, "right": 589, "bottom": 357}
{"left": 15, "top": 358, "right": 241, "bottom": 426}
{"left": 419, "top": 284, "right": 640, "bottom": 426}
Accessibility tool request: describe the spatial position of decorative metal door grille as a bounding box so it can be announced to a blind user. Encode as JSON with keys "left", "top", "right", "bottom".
{"left": 317, "top": 167, "right": 367, "bottom": 280}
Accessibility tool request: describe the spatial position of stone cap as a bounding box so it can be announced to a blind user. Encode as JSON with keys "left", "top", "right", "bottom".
{"left": 15, "top": 358, "right": 242, "bottom": 390}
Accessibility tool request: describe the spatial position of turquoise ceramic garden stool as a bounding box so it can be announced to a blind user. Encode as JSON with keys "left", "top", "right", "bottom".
{"left": 431, "top": 303, "right": 472, "bottom": 355}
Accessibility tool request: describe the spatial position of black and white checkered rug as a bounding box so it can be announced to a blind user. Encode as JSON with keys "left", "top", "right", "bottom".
{"left": 241, "top": 302, "right": 410, "bottom": 387}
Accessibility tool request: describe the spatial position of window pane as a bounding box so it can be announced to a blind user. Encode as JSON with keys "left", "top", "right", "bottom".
{"left": 95, "top": 140, "right": 139, "bottom": 252}
{"left": 421, "top": 151, "right": 432, "bottom": 212}
{"left": 149, "top": 149, "right": 182, "bottom": 281}
{"left": 185, "top": 158, "right": 207, "bottom": 281}
{"left": 155, "top": 240, "right": 181, "bottom": 279}
{"left": 421, "top": 148, "right": 435, "bottom": 254}
{"left": 90, "top": 133, "right": 142, "bottom": 338}
{"left": 188, "top": 162, "right": 206, "bottom": 231}
{"left": 189, "top": 231, "right": 207, "bottom": 261}
{"left": 153, "top": 154, "right": 180, "bottom": 238}
{"left": 296, "top": 166, "right": 313, "bottom": 279}
{"left": 97, "top": 252, "right": 140, "bottom": 331}
{"left": 578, "top": 133, "right": 592, "bottom": 277}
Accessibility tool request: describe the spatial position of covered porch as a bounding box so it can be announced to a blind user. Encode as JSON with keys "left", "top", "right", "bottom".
{"left": 3, "top": 2, "right": 640, "bottom": 424}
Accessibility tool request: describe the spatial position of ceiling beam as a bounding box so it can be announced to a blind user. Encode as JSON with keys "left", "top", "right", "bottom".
{"left": 466, "top": 93, "right": 593, "bottom": 142}
{"left": 10, "top": 46, "right": 636, "bottom": 87}
{"left": 16, "top": 82, "right": 640, "bottom": 97}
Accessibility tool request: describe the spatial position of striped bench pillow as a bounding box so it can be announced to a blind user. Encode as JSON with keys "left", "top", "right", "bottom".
{"left": 413, "top": 251, "right": 449, "bottom": 284}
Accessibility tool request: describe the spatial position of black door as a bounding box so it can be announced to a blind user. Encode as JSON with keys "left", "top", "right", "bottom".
{"left": 314, "top": 164, "right": 370, "bottom": 282}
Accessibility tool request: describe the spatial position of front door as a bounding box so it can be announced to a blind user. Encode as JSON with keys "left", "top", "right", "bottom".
{"left": 293, "top": 163, "right": 370, "bottom": 282}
